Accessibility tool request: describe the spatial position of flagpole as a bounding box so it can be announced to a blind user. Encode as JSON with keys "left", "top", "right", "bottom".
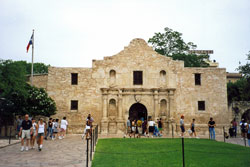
{"left": 31, "top": 29, "right": 34, "bottom": 86}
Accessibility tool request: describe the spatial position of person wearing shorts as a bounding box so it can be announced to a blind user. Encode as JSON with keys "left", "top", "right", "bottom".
{"left": 180, "top": 115, "right": 185, "bottom": 137}
{"left": 131, "top": 120, "right": 136, "bottom": 138}
{"left": 137, "top": 119, "right": 142, "bottom": 138}
{"left": 36, "top": 118, "right": 46, "bottom": 151}
{"left": 148, "top": 117, "right": 155, "bottom": 138}
{"left": 189, "top": 119, "right": 199, "bottom": 138}
{"left": 30, "top": 118, "right": 37, "bottom": 149}
{"left": 16, "top": 116, "right": 22, "bottom": 139}
{"left": 158, "top": 118, "right": 163, "bottom": 134}
{"left": 19, "top": 114, "right": 33, "bottom": 152}
{"left": 52, "top": 119, "right": 59, "bottom": 140}
{"left": 59, "top": 117, "right": 68, "bottom": 139}
{"left": 124, "top": 117, "right": 131, "bottom": 138}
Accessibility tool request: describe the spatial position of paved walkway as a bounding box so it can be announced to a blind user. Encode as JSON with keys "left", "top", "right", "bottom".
{"left": 0, "top": 135, "right": 86, "bottom": 167}
{"left": 0, "top": 139, "right": 20, "bottom": 148}
{"left": 224, "top": 137, "right": 250, "bottom": 147}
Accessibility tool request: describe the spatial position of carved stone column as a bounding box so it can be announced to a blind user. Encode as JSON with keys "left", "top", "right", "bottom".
{"left": 117, "top": 89, "right": 125, "bottom": 134}
{"left": 167, "top": 91, "right": 171, "bottom": 119}
{"left": 154, "top": 89, "right": 159, "bottom": 120}
{"left": 101, "top": 90, "right": 108, "bottom": 134}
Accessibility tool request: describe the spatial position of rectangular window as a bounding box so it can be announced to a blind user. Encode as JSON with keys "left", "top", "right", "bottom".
{"left": 71, "top": 100, "right": 78, "bottom": 110}
{"left": 71, "top": 73, "right": 78, "bottom": 85}
{"left": 133, "top": 71, "right": 143, "bottom": 85}
{"left": 198, "top": 101, "right": 205, "bottom": 111}
{"left": 195, "top": 73, "right": 201, "bottom": 85}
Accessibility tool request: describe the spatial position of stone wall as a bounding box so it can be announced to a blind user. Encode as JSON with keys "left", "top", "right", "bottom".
{"left": 27, "top": 74, "right": 48, "bottom": 90}
{"left": 31, "top": 38, "right": 230, "bottom": 135}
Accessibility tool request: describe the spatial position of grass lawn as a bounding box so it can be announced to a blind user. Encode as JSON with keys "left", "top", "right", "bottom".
{"left": 92, "top": 138, "right": 250, "bottom": 167}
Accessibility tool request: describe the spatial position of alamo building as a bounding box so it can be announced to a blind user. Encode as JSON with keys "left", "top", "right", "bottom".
{"left": 31, "top": 38, "right": 230, "bottom": 136}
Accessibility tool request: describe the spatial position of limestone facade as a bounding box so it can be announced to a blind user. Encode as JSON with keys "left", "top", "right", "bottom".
{"left": 31, "top": 38, "right": 230, "bottom": 135}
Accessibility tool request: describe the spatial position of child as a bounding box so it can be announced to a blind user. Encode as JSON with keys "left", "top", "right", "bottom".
{"left": 189, "top": 119, "right": 199, "bottom": 139}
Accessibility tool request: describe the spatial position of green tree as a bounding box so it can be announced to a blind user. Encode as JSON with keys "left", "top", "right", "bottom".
{"left": 25, "top": 85, "right": 56, "bottom": 117}
{"left": 172, "top": 54, "right": 209, "bottom": 67}
{"left": 148, "top": 27, "right": 210, "bottom": 67}
{"left": 148, "top": 27, "right": 197, "bottom": 56}
{"left": 0, "top": 59, "right": 56, "bottom": 130}
{"left": 237, "top": 51, "right": 250, "bottom": 78}
{"left": 13, "top": 61, "right": 50, "bottom": 75}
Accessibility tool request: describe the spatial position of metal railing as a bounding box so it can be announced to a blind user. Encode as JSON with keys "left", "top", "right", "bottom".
{"left": 86, "top": 125, "right": 98, "bottom": 167}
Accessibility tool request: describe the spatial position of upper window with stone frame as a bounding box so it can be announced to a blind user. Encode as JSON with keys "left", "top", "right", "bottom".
{"left": 71, "top": 100, "right": 78, "bottom": 110}
{"left": 198, "top": 101, "right": 205, "bottom": 111}
{"left": 194, "top": 73, "right": 201, "bottom": 85}
{"left": 133, "top": 71, "right": 143, "bottom": 85}
{"left": 71, "top": 73, "right": 78, "bottom": 85}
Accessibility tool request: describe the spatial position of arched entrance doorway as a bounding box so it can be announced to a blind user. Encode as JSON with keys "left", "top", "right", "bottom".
{"left": 242, "top": 109, "right": 250, "bottom": 121}
{"left": 129, "top": 103, "right": 147, "bottom": 121}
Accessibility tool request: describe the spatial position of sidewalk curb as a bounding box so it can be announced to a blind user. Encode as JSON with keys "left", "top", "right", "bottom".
{"left": 0, "top": 141, "right": 21, "bottom": 149}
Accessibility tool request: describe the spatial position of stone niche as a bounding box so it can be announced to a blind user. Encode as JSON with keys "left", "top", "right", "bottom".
{"left": 108, "top": 99, "right": 117, "bottom": 134}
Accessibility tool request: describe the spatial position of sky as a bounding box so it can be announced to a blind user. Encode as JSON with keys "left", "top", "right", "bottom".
{"left": 0, "top": 0, "right": 250, "bottom": 72}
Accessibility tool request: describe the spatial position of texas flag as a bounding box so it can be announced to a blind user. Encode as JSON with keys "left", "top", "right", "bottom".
{"left": 26, "top": 34, "right": 33, "bottom": 53}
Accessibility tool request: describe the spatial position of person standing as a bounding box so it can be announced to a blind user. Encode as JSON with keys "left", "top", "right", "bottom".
{"left": 231, "top": 118, "right": 237, "bottom": 137}
{"left": 19, "top": 114, "right": 33, "bottom": 151}
{"left": 45, "top": 118, "right": 53, "bottom": 140}
{"left": 86, "top": 114, "right": 94, "bottom": 137}
{"left": 16, "top": 116, "right": 22, "bottom": 139}
{"left": 240, "top": 119, "right": 247, "bottom": 139}
{"left": 247, "top": 120, "right": 250, "bottom": 147}
{"left": 158, "top": 118, "right": 163, "bottom": 135}
{"left": 131, "top": 119, "right": 136, "bottom": 138}
{"left": 52, "top": 119, "right": 59, "bottom": 140}
{"left": 30, "top": 118, "right": 37, "bottom": 149}
{"left": 124, "top": 117, "right": 131, "bottom": 138}
{"left": 59, "top": 117, "right": 68, "bottom": 139}
{"left": 142, "top": 119, "right": 148, "bottom": 137}
{"left": 208, "top": 117, "right": 216, "bottom": 140}
{"left": 137, "top": 119, "right": 142, "bottom": 138}
{"left": 180, "top": 115, "right": 185, "bottom": 137}
{"left": 148, "top": 117, "right": 155, "bottom": 138}
{"left": 36, "top": 118, "right": 46, "bottom": 151}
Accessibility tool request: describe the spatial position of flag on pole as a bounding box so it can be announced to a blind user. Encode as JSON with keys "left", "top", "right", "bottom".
{"left": 26, "top": 34, "right": 33, "bottom": 53}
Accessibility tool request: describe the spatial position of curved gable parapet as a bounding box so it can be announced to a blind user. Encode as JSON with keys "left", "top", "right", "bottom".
{"left": 92, "top": 38, "right": 184, "bottom": 69}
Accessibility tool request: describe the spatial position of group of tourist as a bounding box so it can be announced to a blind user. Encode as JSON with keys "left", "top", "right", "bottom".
{"left": 180, "top": 115, "right": 211, "bottom": 139}
{"left": 17, "top": 114, "right": 68, "bottom": 152}
{"left": 124, "top": 116, "right": 163, "bottom": 138}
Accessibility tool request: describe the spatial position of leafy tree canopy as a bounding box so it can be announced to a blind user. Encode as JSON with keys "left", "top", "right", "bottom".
{"left": 148, "top": 27, "right": 210, "bottom": 67}
{"left": 237, "top": 51, "right": 250, "bottom": 78}
{"left": 0, "top": 59, "right": 55, "bottom": 126}
{"left": 228, "top": 51, "right": 250, "bottom": 103}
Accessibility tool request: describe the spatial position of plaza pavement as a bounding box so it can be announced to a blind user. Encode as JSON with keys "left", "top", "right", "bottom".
{"left": 0, "top": 134, "right": 249, "bottom": 167}
{"left": 0, "top": 135, "right": 86, "bottom": 167}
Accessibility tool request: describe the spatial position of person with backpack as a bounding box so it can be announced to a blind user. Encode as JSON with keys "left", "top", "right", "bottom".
{"left": 240, "top": 119, "right": 247, "bottom": 139}
{"left": 52, "top": 119, "right": 59, "bottom": 140}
